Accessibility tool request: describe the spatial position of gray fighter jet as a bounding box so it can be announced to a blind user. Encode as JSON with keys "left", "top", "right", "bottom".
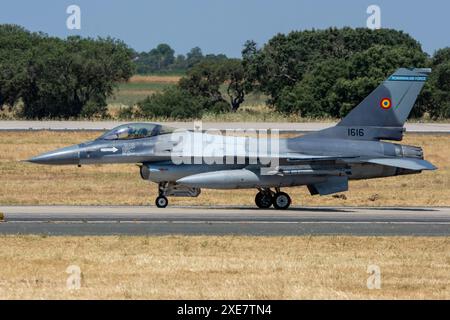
{"left": 28, "top": 68, "right": 436, "bottom": 209}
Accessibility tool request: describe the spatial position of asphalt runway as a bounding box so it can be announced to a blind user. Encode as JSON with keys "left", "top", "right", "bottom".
{"left": 0, "top": 206, "right": 449, "bottom": 236}
{"left": 1, "top": 121, "right": 450, "bottom": 134}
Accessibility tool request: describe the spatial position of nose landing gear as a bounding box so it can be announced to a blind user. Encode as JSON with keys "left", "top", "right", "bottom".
{"left": 155, "top": 182, "right": 169, "bottom": 208}
{"left": 153, "top": 182, "right": 201, "bottom": 208}
{"left": 255, "top": 188, "right": 292, "bottom": 210}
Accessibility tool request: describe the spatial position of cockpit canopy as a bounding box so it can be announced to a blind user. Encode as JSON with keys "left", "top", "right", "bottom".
{"left": 98, "top": 123, "right": 176, "bottom": 141}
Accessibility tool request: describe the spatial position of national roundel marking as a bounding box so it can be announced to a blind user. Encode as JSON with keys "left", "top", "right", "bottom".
{"left": 380, "top": 98, "right": 392, "bottom": 110}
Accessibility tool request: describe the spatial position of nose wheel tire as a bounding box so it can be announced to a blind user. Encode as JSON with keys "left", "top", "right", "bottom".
{"left": 255, "top": 192, "right": 273, "bottom": 209}
{"left": 155, "top": 195, "right": 168, "bottom": 208}
{"left": 273, "top": 192, "right": 291, "bottom": 210}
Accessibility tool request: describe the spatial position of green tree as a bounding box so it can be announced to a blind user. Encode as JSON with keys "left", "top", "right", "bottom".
{"left": 276, "top": 58, "right": 349, "bottom": 117}
{"left": 137, "top": 86, "right": 206, "bottom": 119}
{"left": 179, "top": 59, "right": 248, "bottom": 112}
{"left": 0, "top": 24, "right": 135, "bottom": 119}
{"left": 173, "top": 54, "right": 187, "bottom": 70}
{"left": 339, "top": 45, "right": 428, "bottom": 117}
{"left": 154, "top": 43, "right": 175, "bottom": 68}
{"left": 20, "top": 36, "right": 134, "bottom": 119}
{"left": 243, "top": 28, "right": 423, "bottom": 108}
{"left": 223, "top": 59, "right": 248, "bottom": 111}
{"left": 185, "top": 47, "right": 204, "bottom": 68}
{"left": 135, "top": 43, "right": 175, "bottom": 73}
{"left": 274, "top": 44, "right": 427, "bottom": 118}
{"left": 424, "top": 49, "right": 450, "bottom": 119}
{"left": 430, "top": 62, "right": 450, "bottom": 118}
{"left": 0, "top": 25, "right": 36, "bottom": 109}
{"left": 134, "top": 45, "right": 230, "bottom": 74}
{"left": 432, "top": 48, "right": 450, "bottom": 66}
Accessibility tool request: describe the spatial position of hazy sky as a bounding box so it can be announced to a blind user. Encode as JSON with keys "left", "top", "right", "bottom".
{"left": 0, "top": 0, "right": 449, "bottom": 57}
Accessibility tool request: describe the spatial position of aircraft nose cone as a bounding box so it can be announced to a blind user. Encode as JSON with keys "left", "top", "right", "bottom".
{"left": 27, "top": 145, "right": 80, "bottom": 165}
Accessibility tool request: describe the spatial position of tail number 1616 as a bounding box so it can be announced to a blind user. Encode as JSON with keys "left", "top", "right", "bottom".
{"left": 348, "top": 128, "right": 365, "bottom": 137}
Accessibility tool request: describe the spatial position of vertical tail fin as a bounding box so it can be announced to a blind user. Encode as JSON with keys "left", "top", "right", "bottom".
{"left": 307, "top": 68, "right": 431, "bottom": 141}
{"left": 338, "top": 68, "right": 431, "bottom": 128}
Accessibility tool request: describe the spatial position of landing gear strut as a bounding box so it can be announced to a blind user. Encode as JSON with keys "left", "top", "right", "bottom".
{"left": 255, "top": 188, "right": 292, "bottom": 210}
{"left": 155, "top": 182, "right": 169, "bottom": 208}
{"left": 153, "top": 182, "right": 201, "bottom": 208}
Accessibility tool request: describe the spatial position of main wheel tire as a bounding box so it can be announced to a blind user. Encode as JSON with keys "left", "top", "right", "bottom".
{"left": 273, "top": 192, "right": 291, "bottom": 210}
{"left": 255, "top": 192, "right": 273, "bottom": 209}
{"left": 155, "top": 195, "right": 168, "bottom": 208}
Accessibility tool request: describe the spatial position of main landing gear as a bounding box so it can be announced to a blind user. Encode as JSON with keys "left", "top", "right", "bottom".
{"left": 153, "top": 182, "right": 291, "bottom": 209}
{"left": 255, "top": 188, "right": 292, "bottom": 210}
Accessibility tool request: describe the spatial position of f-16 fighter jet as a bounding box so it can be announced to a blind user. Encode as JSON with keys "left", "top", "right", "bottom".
{"left": 28, "top": 68, "right": 436, "bottom": 209}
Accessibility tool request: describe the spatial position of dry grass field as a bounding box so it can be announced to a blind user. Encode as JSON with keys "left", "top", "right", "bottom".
{"left": 107, "top": 75, "right": 282, "bottom": 122}
{"left": 108, "top": 76, "right": 178, "bottom": 107}
{"left": 128, "top": 75, "right": 182, "bottom": 84}
{"left": 0, "top": 131, "right": 448, "bottom": 206}
{"left": 0, "top": 236, "right": 448, "bottom": 299}
{"left": 0, "top": 131, "right": 449, "bottom": 300}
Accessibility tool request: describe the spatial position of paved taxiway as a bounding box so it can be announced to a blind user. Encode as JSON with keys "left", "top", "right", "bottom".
{"left": 0, "top": 206, "right": 449, "bottom": 236}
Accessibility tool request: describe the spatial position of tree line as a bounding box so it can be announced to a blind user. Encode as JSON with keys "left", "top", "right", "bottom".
{"left": 136, "top": 28, "right": 450, "bottom": 120}
{"left": 133, "top": 44, "right": 228, "bottom": 74}
{"left": 0, "top": 24, "right": 134, "bottom": 119}
{"left": 1, "top": 24, "right": 450, "bottom": 120}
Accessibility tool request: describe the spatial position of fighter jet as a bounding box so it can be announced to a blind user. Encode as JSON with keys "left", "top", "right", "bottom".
{"left": 28, "top": 68, "right": 436, "bottom": 209}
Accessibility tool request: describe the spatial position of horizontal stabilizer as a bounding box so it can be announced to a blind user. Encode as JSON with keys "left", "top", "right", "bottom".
{"left": 307, "top": 176, "right": 349, "bottom": 196}
{"left": 367, "top": 158, "right": 437, "bottom": 171}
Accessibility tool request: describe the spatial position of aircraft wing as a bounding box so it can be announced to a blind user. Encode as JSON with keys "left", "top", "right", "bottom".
{"left": 280, "top": 154, "right": 436, "bottom": 171}
{"left": 303, "top": 157, "right": 436, "bottom": 197}
{"left": 275, "top": 153, "right": 359, "bottom": 163}
{"left": 366, "top": 158, "right": 437, "bottom": 171}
